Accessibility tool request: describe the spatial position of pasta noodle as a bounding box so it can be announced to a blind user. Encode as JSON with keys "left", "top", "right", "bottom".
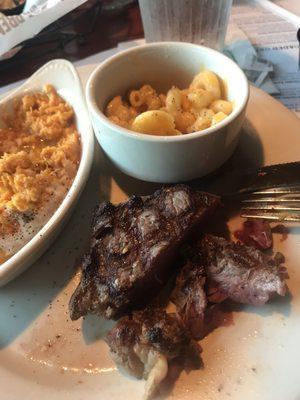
{"left": 187, "top": 89, "right": 214, "bottom": 111}
{"left": 190, "top": 70, "right": 221, "bottom": 100}
{"left": 104, "top": 69, "right": 233, "bottom": 136}
{"left": 131, "top": 110, "right": 180, "bottom": 136}
{"left": 129, "top": 90, "right": 143, "bottom": 107}
{"left": 166, "top": 86, "right": 182, "bottom": 116}
{"left": 212, "top": 111, "right": 228, "bottom": 125}
{"left": 210, "top": 99, "right": 233, "bottom": 115}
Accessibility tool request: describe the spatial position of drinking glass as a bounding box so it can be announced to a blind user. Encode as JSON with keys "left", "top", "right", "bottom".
{"left": 138, "top": 0, "right": 232, "bottom": 50}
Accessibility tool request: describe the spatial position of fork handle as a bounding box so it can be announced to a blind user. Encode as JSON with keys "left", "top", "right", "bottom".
{"left": 216, "top": 161, "right": 300, "bottom": 198}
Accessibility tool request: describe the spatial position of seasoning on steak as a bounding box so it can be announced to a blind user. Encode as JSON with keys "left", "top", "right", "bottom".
{"left": 171, "top": 234, "right": 287, "bottom": 340}
{"left": 106, "top": 308, "right": 201, "bottom": 399}
{"left": 171, "top": 254, "right": 207, "bottom": 340}
{"left": 170, "top": 247, "right": 228, "bottom": 340}
{"left": 69, "top": 185, "right": 219, "bottom": 320}
{"left": 234, "top": 219, "right": 273, "bottom": 250}
{"left": 199, "top": 234, "right": 287, "bottom": 306}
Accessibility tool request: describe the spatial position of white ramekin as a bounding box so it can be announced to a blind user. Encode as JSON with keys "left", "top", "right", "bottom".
{"left": 86, "top": 42, "right": 249, "bottom": 183}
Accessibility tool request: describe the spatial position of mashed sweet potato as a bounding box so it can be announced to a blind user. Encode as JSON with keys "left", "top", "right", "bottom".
{"left": 0, "top": 85, "right": 81, "bottom": 263}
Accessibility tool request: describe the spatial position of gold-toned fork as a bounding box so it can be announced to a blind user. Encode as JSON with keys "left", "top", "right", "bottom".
{"left": 213, "top": 162, "right": 300, "bottom": 222}
{"left": 240, "top": 187, "right": 300, "bottom": 222}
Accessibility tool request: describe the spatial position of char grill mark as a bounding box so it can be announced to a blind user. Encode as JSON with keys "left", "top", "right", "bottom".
{"left": 199, "top": 234, "right": 287, "bottom": 306}
{"left": 69, "top": 185, "right": 219, "bottom": 320}
{"left": 106, "top": 308, "right": 201, "bottom": 399}
{"left": 171, "top": 255, "right": 207, "bottom": 340}
{"left": 234, "top": 219, "right": 273, "bottom": 250}
{"left": 171, "top": 234, "right": 287, "bottom": 340}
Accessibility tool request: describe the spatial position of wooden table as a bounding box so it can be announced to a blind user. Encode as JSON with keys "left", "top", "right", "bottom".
{"left": 0, "top": 0, "right": 144, "bottom": 88}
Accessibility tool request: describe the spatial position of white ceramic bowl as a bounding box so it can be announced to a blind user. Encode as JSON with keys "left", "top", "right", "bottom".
{"left": 86, "top": 42, "right": 249, "bottom": 183}
{"left": 0, "top": 59, "right": 94, "bottom": 286}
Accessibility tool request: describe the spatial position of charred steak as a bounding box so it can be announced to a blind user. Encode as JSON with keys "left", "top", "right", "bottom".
{"left": 171, "top": 255, "right": 207, "bottom": 340}
{"left": 199, "top": 234, "right": 287, "bottom": 306}
{"left": 69, "top": 185, "right": 219, "bottom": 320}
{"left": 234, "top": 219, "right": 273, "bottom": 250}
{"left": 171, "top": 234, "right": 287, "bottom": 340}
{"left": 106, "top": 308, "right": 201, "bottom": 399}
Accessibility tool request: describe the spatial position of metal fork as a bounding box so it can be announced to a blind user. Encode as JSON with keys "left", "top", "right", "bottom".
{"left": 240, "top": 186, "right": 300, "bottom": 222}
{"left": 215, "top": 161, "right": 300, "bottom": 222}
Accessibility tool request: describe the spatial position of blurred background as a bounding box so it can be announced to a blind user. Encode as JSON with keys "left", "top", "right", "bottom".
{"left": 0, "top": 0, "right": 299, "bottom": 116}
{"left": 0, "top": 0, "right": 141, "bottom": 86}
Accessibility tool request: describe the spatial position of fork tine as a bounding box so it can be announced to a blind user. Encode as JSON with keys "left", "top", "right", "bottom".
{"left": 242, "top": 205, "right": 300, "bottom": 211}
{"left": 242, "top": 197, "right": 300, "bottom": 203}
{"left": 251, "top": 187, "right": 300, "bottom": 195}
{"left": 241, "top": 197, "right": 300, "bottom": 204}
{"left": 240, "top": 186, "right": 300, "bottom": 221}
{"left": 241, "top": 213, "right": 300, "bottom": 222}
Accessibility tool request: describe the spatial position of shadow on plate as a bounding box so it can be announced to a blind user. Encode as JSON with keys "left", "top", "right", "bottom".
{"left": 225, "top": 289, "right": 293, "bottom": 319}
{"left": 156, "top": 362, "right": 188, "bottom": 400}
{"left": 82, "top": 314, "right": 115, "bottom": 345}
{"left": 107, "top": 117, "right": 264, "bottom": 198}
{"left": 103, "top": 153, "right": 162, "bottom": 197}
{"left": 194, "top": 118, "right": 264, "bottom": 194}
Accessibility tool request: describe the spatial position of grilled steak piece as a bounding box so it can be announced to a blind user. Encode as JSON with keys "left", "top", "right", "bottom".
{"left": 234, "top": 219, "right": 273, "bottom": 250}
{"left": 69, "top": 185, "right": 219, "bottom": 320}
{"left": 171, "top": 255, "right": 207, "bottom": 340}
{"left": 199, "top": 234, "right": 287, "bottom": 306}
{"left": 172, "top": 234, "right": 287, "bottom": 339}
{"left": 106, "top": 308, "right": 201, "bottom": 399}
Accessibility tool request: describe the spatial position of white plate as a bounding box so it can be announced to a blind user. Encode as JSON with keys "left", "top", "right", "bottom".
{"left": 0, "top": 60, "right": 94, "bottom": 286}
{"left": 1, "top": 64, "right": 300, "bottom": 400}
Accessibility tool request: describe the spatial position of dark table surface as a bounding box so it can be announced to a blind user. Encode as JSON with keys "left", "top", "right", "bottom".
{"left": 0, "top": 0, "right": 144, "bottom": 88}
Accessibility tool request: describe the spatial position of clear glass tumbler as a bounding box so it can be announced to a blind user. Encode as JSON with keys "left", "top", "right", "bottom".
{"left": 138, "top": 0, "right": 232, "bottom": 50}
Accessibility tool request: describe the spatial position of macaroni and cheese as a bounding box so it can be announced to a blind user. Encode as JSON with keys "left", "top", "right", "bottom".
{"left": 0, "top": 85, "right": 81, "bottom": 263}
{"left": 105, "top": 69, "right": 233, "bottom": 136}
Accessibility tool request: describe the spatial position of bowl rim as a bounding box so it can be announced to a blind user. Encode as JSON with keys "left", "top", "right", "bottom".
{"left": 86, "top": 41, "right": 249, "bottom": 142}
{"left": 0, "top": 59, "right": 94, "bottom": 284}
